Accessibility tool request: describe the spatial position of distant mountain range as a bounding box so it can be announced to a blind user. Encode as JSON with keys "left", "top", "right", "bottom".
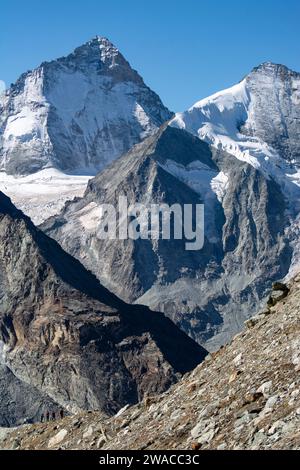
{"left": 0, "top": 38, "right": 299, "bottom": 431}
{"left": 32, "top": 46, "right": 299, "bottom": 349}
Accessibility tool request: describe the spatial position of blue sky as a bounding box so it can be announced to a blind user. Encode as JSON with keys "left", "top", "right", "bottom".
{"left": 1, "top": 0, "right": 299, "bottom": 111}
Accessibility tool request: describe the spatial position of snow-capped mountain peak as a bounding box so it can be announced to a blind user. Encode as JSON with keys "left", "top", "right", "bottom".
{"left": 63, "top": 36, "right": 140, "bottom": 80}
{"left": 0, "top": 36, "right": 172, "bottom": 222}
{"left": 251, "top": 61, "right": 294, "bottom": 75}
{"left": 171, "top": 62, "right": 300, "bottom": 205}
{"left": 171, "top": 62, "right": 300, "bottom": 281}
{"left": 0, "top": 36, "right": 172, "bottom": 176}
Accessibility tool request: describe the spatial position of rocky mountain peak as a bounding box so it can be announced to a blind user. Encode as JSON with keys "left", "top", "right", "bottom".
{"left": 0, "top": 38, "right": 172, "bottom": 176}
{"left": 85, "top": 35, "right": 117, "bottom": 50}
{"left": 63, "top": 36, "right": 137, "bottom": 78}
{"left": 43, "top": 121, "right": 292, "bottom": 350}
{"left": 84, "top": 35, "right": 121, "bottom": 59}
{"left": 172, "top": 61, "right": 300, "bottom": 172}
{"left": 250, "top": 61, "right": 298, "bottom": 78}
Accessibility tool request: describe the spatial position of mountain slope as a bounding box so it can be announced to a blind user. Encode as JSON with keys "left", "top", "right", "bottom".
{"left": 171, "top": 63, "right": 300, "bottom": 204}
{"left": 42, "top": 124, "right": 292, "bottom": 350}
{"left": 0, "top": 191, "right": 207, "bottom": 425}
{"left": 171, "top": 63, "right": 300, "bottom": 280}
{"left": 0, "top": 37, "right": 172, "bottom": 223}
{"left": 2, "top": 275, "right": 300, "bottom": 450}
{"left": 0, "top": 364, "right": 60, "bottom": 427}
{"left": 0, "top": 169, "right": 91, "bottom": 225}
{"left": 0, "top": 36, "right": 172, "bottom": 176}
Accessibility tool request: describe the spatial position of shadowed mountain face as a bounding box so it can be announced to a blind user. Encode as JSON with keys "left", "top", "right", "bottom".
{"left": 0, "top": 364, "right": 60, "bottom": 427}
{"left": 0, "top": 191, "right": 207, "bottom": 425}
{"left": 0, "top": 37, "right": 172, "bottom": 176}
{"left": 42, "top": 125, "right": 292, "bottom": 350}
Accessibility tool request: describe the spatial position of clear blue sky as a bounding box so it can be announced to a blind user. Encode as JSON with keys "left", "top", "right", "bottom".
{"left": 1, "top": 0, "right": 299, "bottom": 111}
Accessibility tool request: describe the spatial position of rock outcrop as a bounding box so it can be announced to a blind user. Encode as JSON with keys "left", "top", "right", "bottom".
{"left": 3, "top": 272, "right": 299, "bottom": 450}
{"left": 0, "top": 364, "right": 60, "bottom": 427}
{"left": 0, "top": 191, "right": 207, "bottom": 425}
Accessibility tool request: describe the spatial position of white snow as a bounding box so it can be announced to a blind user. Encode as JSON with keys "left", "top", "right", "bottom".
{"left": 171, "top": 78, "right": 300, "bottom": 205}
{"left": 171, "top": 79, "right": 274, "bottom": 172}
{"left": 5, "top": 107, "right": 40, "bottom": 138}
{"left": 134, "top": 103, "right": 151, "bottom": 131}
{"left": 1, "top": 69, "right": 50, "bottom": 168}
{"left": 211, "top": 171, "right": 229, "bottom": 202}
{"left": 0, "top": 168, "right": 92, "bottom": 224}
{"left": 172, "top": 80, "right": 250, "bottom": 147}
{"left": 47, "top": 71, "right": 89, "bottom": 125}
{"left": 77, "top": 202, "right": 101, "bottom": 231}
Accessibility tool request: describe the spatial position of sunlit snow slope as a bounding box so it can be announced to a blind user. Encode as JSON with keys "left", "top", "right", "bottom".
{"left": 0, "top": 169, "right": 91, "bottom": 224}
{"left": 171, "top": 62, "right": 300, "bottom": 203}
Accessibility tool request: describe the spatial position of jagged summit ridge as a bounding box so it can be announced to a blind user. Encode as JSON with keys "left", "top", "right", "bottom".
{"left": 251, "top": 61, "right": 299, "bottom": 75}
{"left": 51, "top": 36, "right": 142, "bottom": 82}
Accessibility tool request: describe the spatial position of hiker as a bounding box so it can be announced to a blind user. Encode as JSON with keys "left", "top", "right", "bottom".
{"left": 46, "top": 411, "right": 50, "bottom": 422}
{"left": 60, "top": 409, "right": 64, "bottom": 419}
{"left": 52, "top": 411, "right": 56, "bottom": 421}
{"left": 41, "top": 413, "right": 44, "bottom": 423}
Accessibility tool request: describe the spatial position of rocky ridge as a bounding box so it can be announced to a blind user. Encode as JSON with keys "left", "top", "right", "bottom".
{"left": 0, "top": 191, "right": 207, "bottom": 425}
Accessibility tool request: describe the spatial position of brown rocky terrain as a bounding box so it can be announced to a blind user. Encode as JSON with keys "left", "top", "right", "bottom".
{"left": 0, "top": 191, "right": 206, "bottom": 426}
{"left": 1, "top": 272, "right": 299, "bottom": 450}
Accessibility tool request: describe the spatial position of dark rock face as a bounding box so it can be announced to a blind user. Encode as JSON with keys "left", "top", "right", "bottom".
{"left": 0, "top": 37, "right": 172, "bottom": 175}
{"left": 41, "top": 126, "right": 292, "bottom": 350}
{"left": 0, "top": 364, "right": 60, "bottom": 427}
{"left": 0, "top": 191, "right": 207, "bottom": 425}
{"left": 242, "top": 63, "right": 300, "bottom": 164}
